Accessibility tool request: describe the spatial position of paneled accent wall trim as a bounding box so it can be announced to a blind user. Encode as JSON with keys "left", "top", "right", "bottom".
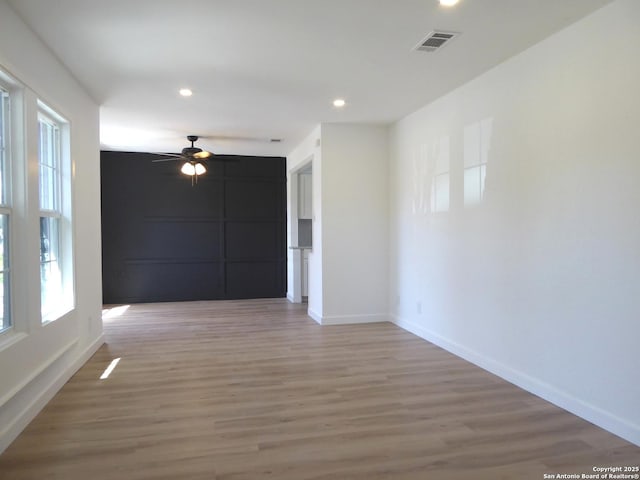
{"left": 101, "top": 152, "right": 286, "bottom": 304}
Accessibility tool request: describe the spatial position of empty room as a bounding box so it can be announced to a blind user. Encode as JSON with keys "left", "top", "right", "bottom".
{"left": 0, "top": 0, "right": 639, "bottom": 479}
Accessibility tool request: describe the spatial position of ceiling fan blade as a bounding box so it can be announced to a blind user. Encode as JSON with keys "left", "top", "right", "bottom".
{"left": 151, "top": 157, "right": 182, "bottom": 163}
{"left": 152, "top": 151, "right": 182, "bottom": 156}
{"left": 193, "top": 150, "right": 212, "bottom": 159}
{"left": 150, "top": 151, "right": 183, "bottom": 162}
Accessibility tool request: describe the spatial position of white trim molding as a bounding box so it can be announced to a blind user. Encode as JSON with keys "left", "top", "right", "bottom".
{"left": 312, "top": 312, "right": 388, "bottom": 326}
{"left": 0, "top": 334, "right": 105, "bottom": 454}
{"left": 391, "top": 314, "right": 640, "bottom": 448}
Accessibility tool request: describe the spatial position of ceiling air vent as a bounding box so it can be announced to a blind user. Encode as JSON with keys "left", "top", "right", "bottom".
{"left": 414, "top": 30, "right": 459, "bottom": 53}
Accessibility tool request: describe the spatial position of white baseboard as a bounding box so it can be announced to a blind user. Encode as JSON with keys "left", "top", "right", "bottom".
{"left": 392, "top": 314, "right": 640, "bottom": 447}
{"left": 316, "top": 313, "right": 388, "bottom": 326}
{"left": 0, "top": 334, "right": 105, "bottom": 454}
{"left": 286, "top": 293, "right": 295, "bottom": 303}
{"left": 307, "top": 307, "right": 322, "bottom": 324}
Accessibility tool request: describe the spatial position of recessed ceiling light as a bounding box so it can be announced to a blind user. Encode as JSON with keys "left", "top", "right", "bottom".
{"left": 179, "top": 88, "right": 193, "bottom": 97}
{"left": 333, "top": 98, "right": 346, "bottom": 108}
{"left": 439, "top": 0, "right": 459, "bottom": 6}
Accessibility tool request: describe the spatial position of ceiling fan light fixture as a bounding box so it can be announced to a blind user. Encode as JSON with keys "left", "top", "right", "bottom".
{"left": 180, "top": 161, "right": 206, "bottom": 176}
{"left": 181, "top": 162, "right": 196, "bottom": 175}
{"left": 194, "top": 162, "right": 206, "bottom": 175}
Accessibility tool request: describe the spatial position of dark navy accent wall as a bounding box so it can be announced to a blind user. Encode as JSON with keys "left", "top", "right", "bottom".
{"left": 100, "top": 151, "right": 286, "bottom": 304}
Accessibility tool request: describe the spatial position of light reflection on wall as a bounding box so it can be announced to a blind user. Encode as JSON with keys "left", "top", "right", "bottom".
{"left": 411, "top": 145, "right": 429, "bottom": 214}
{"left": 431, "top": 136, "right": 450, "bottom": 213}
{"left": 411, "top": 136, "right": 450, "bottom": 214}
{"left": 463, "top": 117, "right": 493, "bottom": 206}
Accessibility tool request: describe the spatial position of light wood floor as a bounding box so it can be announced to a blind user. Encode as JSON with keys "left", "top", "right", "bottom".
{"left": 0, "top": 299, "right": 637, "bottom": 479}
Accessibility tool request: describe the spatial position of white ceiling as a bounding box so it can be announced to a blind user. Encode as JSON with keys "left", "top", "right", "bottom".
{"left": 8, "top": 0, "right": 613, "bottom": 157}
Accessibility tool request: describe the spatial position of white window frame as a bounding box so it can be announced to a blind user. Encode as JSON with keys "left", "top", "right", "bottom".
{"left": 38, "top": 102, "right": 74, "bottom": 323}
{"left": 0, "top": 80, "right": 11, "bottom": 334}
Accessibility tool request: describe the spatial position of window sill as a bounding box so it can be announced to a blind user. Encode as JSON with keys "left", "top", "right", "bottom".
{"left": 42, "top": 306, "right": 74, "bottom": 325}
{"left": 0, "top": 329, "right": 28, "bottom": 353}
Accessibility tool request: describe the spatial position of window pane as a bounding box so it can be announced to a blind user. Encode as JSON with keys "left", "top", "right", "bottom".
{"left": 38, "top": 119, "right": 59, "bottom": 211}
{"left": 40, "top": 165, "right": 55, "bottom": 210}
{"left": 0, "top": 214, "right": 8, "bottom": 332}
{"left": 40, "top": 216, "right": 61, "bottom": 320}
{"left": 39, "top": 120, "right": 53, "bottom": 167}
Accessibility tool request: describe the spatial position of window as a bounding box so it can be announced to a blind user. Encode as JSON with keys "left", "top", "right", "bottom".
{"left": 0, "top": 84, "right": 10, "bottom": 333}
{"left": 38, "top": 105, "right": 73, "bottom": 321}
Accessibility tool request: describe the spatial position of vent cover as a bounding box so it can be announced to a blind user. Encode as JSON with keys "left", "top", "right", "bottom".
{"left": 414, "top": 30, "right": 459, "bottom": 52}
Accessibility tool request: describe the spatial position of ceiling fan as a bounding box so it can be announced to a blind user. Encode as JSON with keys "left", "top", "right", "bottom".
{"left": 152, "top": 135, "right": 213, "bottom": 184}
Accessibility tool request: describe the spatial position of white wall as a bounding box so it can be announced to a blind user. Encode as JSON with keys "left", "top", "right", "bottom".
{"left": 320, "top": 124, "right": 389, "bottom": 324}
{"left": 0, "top": 0, "right": 103, "bottom": 453}
{"left": 389, "top": 0, "right": 640, "bottom": 446}
{"left": 287, "top": 124, "right": 389, "bottom": 324}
